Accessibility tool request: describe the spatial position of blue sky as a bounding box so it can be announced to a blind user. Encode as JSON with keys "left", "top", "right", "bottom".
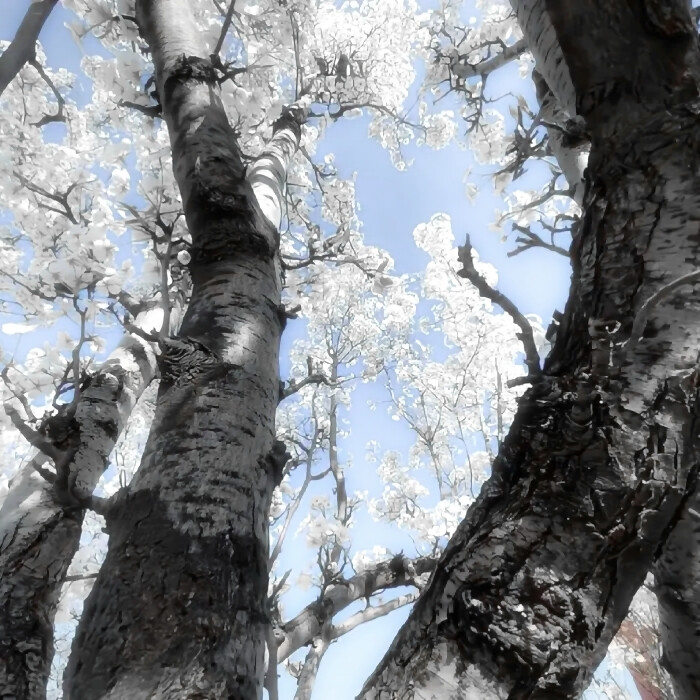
{"left": 1, "top": 3, "right": 639, "bottom": 699}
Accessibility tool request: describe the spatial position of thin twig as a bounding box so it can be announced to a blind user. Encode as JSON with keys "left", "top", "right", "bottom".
{"left": 457, "top": 235, "right": 541, "bottom": 377}
{"left": 14, "top": 172, "right": 79, "bottom": 224}
{"left": 508, "top": 223, "right": 569, "bottom": 258}
{"left": 68, "top": 298, "right": 89, "bottom": 410}
{"left": 269, "top": 422, "right": 321, "bottom": 566}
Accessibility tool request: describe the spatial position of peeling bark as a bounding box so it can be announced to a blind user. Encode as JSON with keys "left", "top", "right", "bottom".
{"left": 0, "top": 0, "right": 58, "bottom": 97}
{"left": 62, "top": 1, "right": 301, "bottom": 697}
{"left": 359, "top": 2, "right": 700, "bottom": 698}
{"left": 0, "top": 307, "right": 162, "bottom": 700}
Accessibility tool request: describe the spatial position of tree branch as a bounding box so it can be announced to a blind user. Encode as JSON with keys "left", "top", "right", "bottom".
{"left": 280, "top": 373, "right": 331, "bottom": 400}
{"left": 212, "top": 0, "right": 236, "bottom": 59}
{"left": 118, "top": 99, "right": 162, "bottom": 118}
{"left": 247, "top": 102, "right": 306, "bottom": 229}
{"left": 277, "top": 554, "right": 437, "bottom": 661}
{"left": 330, "top": 592, "right": 418, "bottom": 640}
{"left": 457, "top": 235, "right": 541, "bottom": 377}
{"left": 452, "top": 37, "right": 528, "bottom": 80}
{"left": 508, "top": 222, "right": 570, "bottom": 258}
{"left": 3, "top": 401, "right": 65, "bottom": 463}
{"left": 293, "top": 624, "right": 331, "bottom": 700}
{"left": 29, "top": 57, "right": 65, "bottom": 127}
{"left": 0, "top": 0, "right": 58, "bottom": 97}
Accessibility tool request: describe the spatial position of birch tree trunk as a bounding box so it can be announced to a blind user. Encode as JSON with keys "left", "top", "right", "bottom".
{"left": 62, "top": 0, "right": 301, "bottom": 697}
{"left": 360, "top": 1, "right": 700, "bottom": 697}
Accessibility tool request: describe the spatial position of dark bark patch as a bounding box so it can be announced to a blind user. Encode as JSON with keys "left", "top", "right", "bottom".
{"left": 66, "top": 490, "right": 269, "bottom": 699}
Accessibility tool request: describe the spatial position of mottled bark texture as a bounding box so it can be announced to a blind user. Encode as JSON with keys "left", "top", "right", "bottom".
{"left": 0, "top": 0, "right": 58, "bottom": 97}
{"left": 62, "top": 1, "right": 300, "bottom": 698}
{"left": 0, "top": 307, "right": 161, "bottom": 700}
{"left": 360, "top": 1, "right": 700, "bottom": 698}
{"left": 654, "top": 481, "right": 700, "bottom": 698}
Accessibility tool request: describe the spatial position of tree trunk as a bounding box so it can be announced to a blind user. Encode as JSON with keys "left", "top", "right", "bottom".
{"left": 654, "top": 482, "right": 700, "bottom": 698}
{"left": 0, "top": 306, "right": 162, "bottom": 700}
{"left": 359, "top": 1, "right": 700, "bottom": 697}
{"left": 62, "top": 1, "right": 301, "bottom": 697}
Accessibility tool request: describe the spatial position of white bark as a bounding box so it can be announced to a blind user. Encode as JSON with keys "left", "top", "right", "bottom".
{"left": 509, "top": 0, "right": 577, "bottom": 115}
{"left": 249, "top": 109, "right": 304, "bottom": 230}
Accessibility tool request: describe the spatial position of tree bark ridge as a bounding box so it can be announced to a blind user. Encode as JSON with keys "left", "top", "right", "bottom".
{"left": 62, "top": 1, "right": 302, "bottom": 697}
{"left": 359, "top": 1, "right": 700, "bottom": 696}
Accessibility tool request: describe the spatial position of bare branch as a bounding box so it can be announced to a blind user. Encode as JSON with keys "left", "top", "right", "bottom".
{"left": 14, "top": 172, "right": 79, "bottom": 225}
{"left": 331, "top": 592, "right": 418, "bottom": 640}
{"left": 328, "top": 355, "right": 347, "bottom": 567}
{"left": 118, "top": 100, "right": 161, "bottom": 118}
{"left": 212, "top": 0, "right": 236, "bottom": 58}
{"left": 27, "top": 454, "right": 57, "bottom": 484}
{"left": 508, "top": 222, "right": 570, "bottom": 258}
{"left": 265, "top": 623, "right": 280, "bottom": 700}
{"left": 280, "top": 373, "right": 331, "bottom": 400}
{"left": 293, "top": 624, "right": 331, "bottom": 700}
{"left": 269, "top": 423, "right": 322, "bottom": 566}
{"left": 457, "top": 235, "right": 541, "bottom": 377}
{"left": 277, "top": 554, "right": 437, "bottom": 661}
{"left": 64, "top": 572, "right": 99, "bottom": 583}
{"left": 452, "top": 37, "right": 528, "bottom": 80}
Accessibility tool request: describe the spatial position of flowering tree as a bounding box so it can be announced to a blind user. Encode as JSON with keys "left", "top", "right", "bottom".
{"left": 2, "top": 0, "right": 698, "bottom": 699}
